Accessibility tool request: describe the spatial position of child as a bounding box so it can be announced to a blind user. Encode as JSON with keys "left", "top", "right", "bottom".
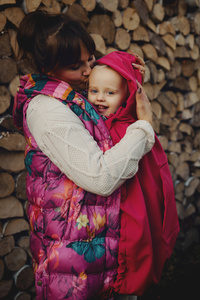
{"left": 13, "top": 11, "right": 155, "bottom": 300}
{"left": 88, "top": 51, "right": 180, "bottom": 298}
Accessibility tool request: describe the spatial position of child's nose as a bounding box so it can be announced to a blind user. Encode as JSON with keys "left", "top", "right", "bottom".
{"left": 97, "top": 93, "right": 105, "bottom": 101}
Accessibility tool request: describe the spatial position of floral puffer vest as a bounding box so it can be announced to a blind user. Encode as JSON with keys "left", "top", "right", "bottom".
{"left": 13, "top": 74, "right": 121, "bottom": 300}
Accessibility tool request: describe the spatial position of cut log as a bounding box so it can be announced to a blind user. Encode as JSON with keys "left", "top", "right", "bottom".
{"left": 23, "top": 0, "right": 42, "bottom": 12}
{"left": 176, "top": 162, "right": 190, "bottom": 181}
{"left": 157, "top": 56, "right": 170, "bottom": 70}
{"left": 168, "top": 152, "right": 179, "bottom": 168}
{"left": 146, "top": 19, "right": 157, "bottom": 33}
{"left": 171, "top": 15, "right": 190, "bottom": 36}
{"left": 157, "top": 92, "right": 172, "bottom": 113}
{"left": 0, "top": 235, "right": 15, "bottom": 256}
{"left": 5, "top": 247, "right": 27, "bottom": 272}
{"left": 162, "top": 34, "right": 176, "bottom": 50}
{"left": 105, "top": 47, "right": 118, "bottom": 55}
{"left": 0, "top": 0, "right": 16, "bottom": 4}
{"left": 151, "top": 3, "right": 165, "bottom": 22}
{"left": 174, "top": 46, "right": 190, "bottom": 58}
{"left": 14, "top": 292, "right": 31, "bottom": 300}
{"left": 166, "top": 60, "right": 181, "bottom": 80}
{"left": 3, "top": 219, "right": 30, "bottom": 236}
{"left": 0, "top": 196, "right": 24, "bottom": 219}
{"left": 184, "top": 92, "right": 199, "bottom": 108}
{"left": 0, "top": 114, "right": 16, "bottom": 131}
{"left": 40, "top": 0, "right": 61, "bottom": 13}
{"left": 17, "top": 236, "right": 31, "bottom": 257}
{"left": 165, "top": 46, "right": 175, "bottom": 64}
{"left": 166, "top": 91, "right": 178, "bottom": 105}
{"left": 0, "top": 86, "right": 11, "bottom": 114}
{"left": 144, "top": 0, "right": 153, "bottom": 12}
{"left": 189, "top": 44, "right": 199, "bottom": 60}
{"left": 128, "top": 43, "right": 144, "bottom": 59}
{"left": 0, "top": 57, "right": 17, "bottom": 84}
{"left": 157, "top": 69, "right": 165, "bottom": 83}
{"left": 61, "top": 0, "right": 76, "bottom": 4}
{"left": 0, "top": 132, "right": 26, "bottom": 151}
{"left": 0, "top": 173, "right": 15, "bottom": 198}
{"left": 143, "top": 65, "right": 151, "bottom": 83}
{"left": 157, "top": 21, "right": 176, "bottom": 35}
{"left": 175, "top": 33, "right": 185, "bottom": 46}
{"left": 131, "top": 0, "right": 149, "bottom": 24}
{"left": 132, "top": 26, "right": 149, "bottom": 42}
{"left": 112, "top": 9, "right": 123, "bottom": 28}
{"left": 179, "top": 123, "right": 193, "bottom": 135}
{"left": 186, "top": 0, "right": 200, "bottom": 6}
{"left": 173, "top": 76, "right": 191, "bottom": 91}
{"left": 87, "top": 15, "right": 115, "bottom": 44}
{"left": 151, "top": 101, "right": 162, "bottom": 119}
{"left": 80, "top": 0, "right": 96, "bottom": 12}
{"left": 148, "top": 30, "right": 166, "bottom": 55}
{"left": 3, "top": 7, "right": 25, "bottom": 28}
{"left": 0, "top": 32, "right": 12, "bottom": 57}
{"left": 122, "top": 7, "right": 140, "bottom": 31}
{"left": 14, "top": 265, "right": 34, "bottom": 290}
{"left": 158, "top": 135, "right": 168, "bottom": 150}
{"left": 142, "top": 43, "right": 158, "bottom": 62}
{"left": 185, "top": 177, "right": 200, "bottom": 197}
{"left": 65, "top": 3, "right": 89, "bottom": 24}
{"left": 9, "top": 75, "right": 20, "bottom": 97}
{"left": 0, "top": 12, "right": 6, "bottom": 32}
{"left": 185, "top": 34, "right": 194, "bottom": 49}
{"left": 0, "top": 280, "right": 13, "bottom": 299}
{"left": 168, "top": 141, "right": 182, "bottom": 153}
{"left": 119, "top": 0, "right": 129, "bottom": 9}
{"left": 16, "top": 171, "right": 27, "bottom": 201}
{"left": 0, "top": 150, "right": 25, "bottom": 173}
{"left": 181, "top": 60, "right": 196, "bottom": 77}
{"left": 90, "top": 33, "right": 106, "bottom": 56}
{"left": 0, "top": 259, "right": 4, "bottom": 281}
{"left": 97, "top": 0, "right": 118, "bottom": 12}
{"left": 8, "top": 28, "right": 19, "bottom": 58}
{"left": 115, "top": 28, "right": 131, "bottom": 50}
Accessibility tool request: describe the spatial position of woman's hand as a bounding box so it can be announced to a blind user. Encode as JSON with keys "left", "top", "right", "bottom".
{"left": 136, "top": 81, "right": 153, "bottom": 126}
{"left": 129, "top": 51, "right": 145, "bottom": 84}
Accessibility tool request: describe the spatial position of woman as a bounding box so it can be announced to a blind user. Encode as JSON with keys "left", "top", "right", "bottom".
{"left": 13, "top": 11, "right": 154, "bottom": 300}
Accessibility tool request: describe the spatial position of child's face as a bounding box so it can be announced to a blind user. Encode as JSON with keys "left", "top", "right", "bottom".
{"left": 88, "top": 66, "right": 128, "bottom": 117}
{"left": 52, "top": 43, "right": 95, "bottom": 91}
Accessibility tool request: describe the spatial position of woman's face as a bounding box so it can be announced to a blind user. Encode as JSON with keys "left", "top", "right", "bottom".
{"left": 52, "top": 43, "right": 95, "bottom": 91}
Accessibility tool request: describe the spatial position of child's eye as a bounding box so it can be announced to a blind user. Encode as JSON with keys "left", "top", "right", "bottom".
{"left": 107, "top": 91, "right": 114, "bottom": 95}
{"left": 91, "top": 89, "right": 97, "bottom": 94}
{"left": 70, "top": 64, "right": 80, "bottom": 70}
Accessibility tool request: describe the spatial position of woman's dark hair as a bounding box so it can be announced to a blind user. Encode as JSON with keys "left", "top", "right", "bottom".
{"left": 17, "top": 10, "right": 95, "bottom": 74}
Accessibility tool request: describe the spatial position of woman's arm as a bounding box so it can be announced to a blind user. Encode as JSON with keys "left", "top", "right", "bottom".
{"left": 26, "top": 95, "right": 154, "bottom": 196}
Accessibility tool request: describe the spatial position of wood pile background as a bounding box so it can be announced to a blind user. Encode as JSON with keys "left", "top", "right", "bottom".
{"left": 0, "top": 0, "right": 200, "bottom": 299}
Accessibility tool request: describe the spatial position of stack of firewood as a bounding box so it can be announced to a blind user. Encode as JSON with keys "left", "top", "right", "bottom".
{"left": 0, "top": 0, "right": 200, "bottom": 299}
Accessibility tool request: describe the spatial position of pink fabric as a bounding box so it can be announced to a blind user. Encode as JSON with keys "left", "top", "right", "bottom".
{"left": 97, "top": 51, "right": 180, "bottom": 295}
{"left": 13, "top": 74, "right": 121, "bottom": 300}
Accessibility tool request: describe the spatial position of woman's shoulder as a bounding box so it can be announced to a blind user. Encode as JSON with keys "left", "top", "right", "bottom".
{"left": 27, "top": 94, "right": 82, "bottom": 123}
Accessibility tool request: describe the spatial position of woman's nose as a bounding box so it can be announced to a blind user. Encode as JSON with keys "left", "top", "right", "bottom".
{"left": 83, "top": 64, "right": 92, "bottom": 76}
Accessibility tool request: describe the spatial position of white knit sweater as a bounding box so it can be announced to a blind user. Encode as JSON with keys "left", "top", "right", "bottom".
{"left": 26, "top": 95, "right": 155, "bottom": 196}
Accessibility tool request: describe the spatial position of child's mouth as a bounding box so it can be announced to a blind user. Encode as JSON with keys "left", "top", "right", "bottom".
{"left": 96, "top": 105, "right": 108, "bottom": 114}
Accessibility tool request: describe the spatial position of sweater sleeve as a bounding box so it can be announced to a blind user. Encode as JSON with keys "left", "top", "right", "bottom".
{"left": 26, "top": 95, "right": 155, "bottom": 196}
